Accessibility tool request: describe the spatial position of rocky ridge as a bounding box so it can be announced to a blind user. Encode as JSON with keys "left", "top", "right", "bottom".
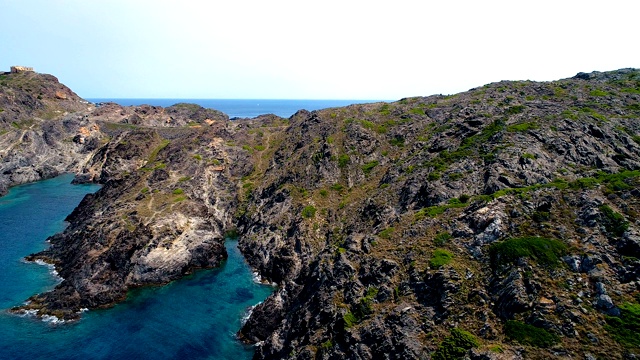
{"left": 1, "top": 69, "right": 640, "bottom": 359}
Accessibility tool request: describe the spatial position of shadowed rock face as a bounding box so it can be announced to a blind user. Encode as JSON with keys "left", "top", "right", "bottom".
{"left": 2, "top": 68, "right": 640, "bottom": 358}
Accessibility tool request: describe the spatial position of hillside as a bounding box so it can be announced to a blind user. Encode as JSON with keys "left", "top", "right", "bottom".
{"left": 1, "top": 68, "right": 640, "bottom": 359}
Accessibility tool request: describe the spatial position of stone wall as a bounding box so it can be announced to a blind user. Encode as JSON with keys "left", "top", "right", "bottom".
{"left": 10, "top": 66, "right": 34, "bottom": 73}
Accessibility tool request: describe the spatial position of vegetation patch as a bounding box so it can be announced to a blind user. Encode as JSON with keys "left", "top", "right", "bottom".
{"left": 416, "top": 198, "right": 468, "bottom": 219}
{"left": 301, "top": 205, "right": 317, "bottom": 219}
{"left": 429, "top": 249, "right": 454, "bottom": 269}
{"left": 599, "top": 205, "right": 629, "bottom": 237}
{"left": 507, "top": 122, "right": 538, "bottom": 132}
{"left": 489, "top": 236, "right": 567, "bottom": 269}
{"left": 378, "top": 227, "right": 394, "bottom": 239}
{"left": 424, "top": 119, "right": 505, "bottom": 175}
{"left": 590, "top": 89, "right": 610, "bottom": 97}
{"left": 361, "top": 161, "right": 379, "bottom": 174}
{"left": 434, "top": 232, "right": 452, "bottom": 246}
{"left": 432, "top": 328, "right": 479, "bottom": 360}
{"left": 605, "top": 302, "right": 640, "bottom": 348}
{"left": 505, "top": 105, "right": 525, "bottom": 115}
{"left": 338, "top": 154, "right": 350, "bottom": 168}
{"left": 504, "top": 320, "right": 559, "bottom": 348}
{"left": 147, "top": 139, "right": 170, "bottom": 164}
{"left": 342, "top": 287, "right": 378, "bottom": 329}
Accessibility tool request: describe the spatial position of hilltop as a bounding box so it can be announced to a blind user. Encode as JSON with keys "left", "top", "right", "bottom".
{"left": 1, "top": 68, "right": 640, "bottom": 359}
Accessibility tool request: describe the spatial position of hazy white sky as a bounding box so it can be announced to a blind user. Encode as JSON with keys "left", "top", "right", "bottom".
{"left": 2, "top": 0, "right": 638, "bottom": 99}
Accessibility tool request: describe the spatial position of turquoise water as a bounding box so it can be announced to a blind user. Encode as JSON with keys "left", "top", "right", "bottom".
{"left": 86, "top": 98, "right": 383, "bottom": 118}
{"left": 0, "top": 174, "right": 273, "bottom": 359}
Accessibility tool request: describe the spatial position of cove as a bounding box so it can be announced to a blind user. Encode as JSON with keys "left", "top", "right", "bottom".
{"left": 0, "top": 174, "right": 272, "bottom": 359}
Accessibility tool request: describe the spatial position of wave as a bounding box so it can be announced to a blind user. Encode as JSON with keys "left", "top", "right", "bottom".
{"left": 241, "top": 301, "right": 263, "bottom": 325}
{"left": 25, "top": 259, "right": 64, "bottom": 283}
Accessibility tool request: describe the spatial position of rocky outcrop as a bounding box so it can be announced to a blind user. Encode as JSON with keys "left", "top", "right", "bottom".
{"left": 2, "top": 68, "right": 640, "bottom": 358}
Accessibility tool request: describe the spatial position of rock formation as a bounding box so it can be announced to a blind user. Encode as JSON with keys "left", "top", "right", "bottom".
{"left": 1, "top": 68, "right": 640, "bottom": 359}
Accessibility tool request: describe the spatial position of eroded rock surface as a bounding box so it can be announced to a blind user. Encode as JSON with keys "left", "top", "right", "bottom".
{"left": 2, "top": 69, "right": 640, "bottom": 358}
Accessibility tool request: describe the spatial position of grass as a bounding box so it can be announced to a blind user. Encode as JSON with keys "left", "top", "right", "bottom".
{"left": 507, "top": 122, "right": 538, "bottom": 132}
{"left": 361, "top": 160, "right": 379, "bottom": 174}
{"left": 416, "top": 198, "right": 468, "bottom": 219}
{"left": 378, "top": 228, "right": 394, "bottom": 239}
{"left": 605, "top": 302, "right": 640, "bottom": 348}
{"left": 429, "top": 249, "right": 453, "bottom": 269}
{"left": 489, "top": 236, "right": 567, "bottom": 269}
{"left": 147, "top": 139, "right": 170, "bottom": 164}
{"left": 505, "top": 105, "right": 525, "bottom": 115}
{"left": 342, "top": 287, "right": 379, "bottom": 329}
{"left": 599, "top": 205, "right": 629, "bottom": 237}
{"left": 432, "top": 328, "right": 479, "bottom": 360}
{"left": 423, "top": 119, "right": 505, "bottom": 175}
{"left": 505, "top": 320, "right": 559, "bottom": 348}
{"left": 590, "top": 89, "right": 610, "bottom": 97}
{"left": 434, "top": 232, "right": 452, "bottom": 246}
{"left": 301, "top": 205, "right": 316, "bottom": 219}
{"left": 338, "top": 154, "right": 350, "bottom": 168}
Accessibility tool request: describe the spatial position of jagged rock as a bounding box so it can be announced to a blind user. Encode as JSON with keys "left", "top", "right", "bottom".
{"left": 594, "top": 294, "right": 620, "bottom": 316}
{"left": 490, "top": 270, "right": 534, "bottom": 319}
{"left": 3, "top": 68, "right": 640, "bottom": 358}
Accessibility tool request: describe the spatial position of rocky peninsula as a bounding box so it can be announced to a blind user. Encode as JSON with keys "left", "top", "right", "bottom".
{"left": 1, "top": 68, "right": 639, "bottom": 359}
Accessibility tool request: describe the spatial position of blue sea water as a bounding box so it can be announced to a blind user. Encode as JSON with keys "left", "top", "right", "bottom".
{"left": 86, "top": 98, "right": 384, "bottom": 118}
{"left": 0, "top": 174, "right": 273, "bottom": 359}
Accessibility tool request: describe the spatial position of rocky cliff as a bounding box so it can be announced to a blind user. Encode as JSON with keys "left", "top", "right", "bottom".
{"left": 2, "top": 69, "right": 640, "bottom": 359}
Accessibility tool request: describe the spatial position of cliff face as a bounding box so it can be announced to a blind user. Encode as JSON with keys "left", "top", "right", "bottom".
{"left": 2, "top": 69, "right": 640, "bottom": 359}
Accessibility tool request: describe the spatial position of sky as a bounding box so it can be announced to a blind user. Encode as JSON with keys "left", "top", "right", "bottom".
{"left": 1, "top": 0, "right": 639, "bottom": 100}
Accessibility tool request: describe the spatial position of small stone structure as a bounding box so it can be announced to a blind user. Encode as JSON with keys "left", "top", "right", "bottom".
{"left": 10, "top": 66, "right": 34, "bottom": 73}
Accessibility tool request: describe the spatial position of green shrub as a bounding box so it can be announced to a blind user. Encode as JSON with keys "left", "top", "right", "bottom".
{"left": 361, "top": 161, "right": 379, "bottom": 174}
{"left": 379, "top": 103, "right": 391, "bottom": 115}
{"left": 319, "top": 189, "right": 328, "bottom": 197}
{"left": 432, "top": 328, "right": 479, "bottom": 360}
{"left": 342, "top": 287, "right": 379, "bottom": 329}
{"left": 378, "top": 228, "right": 394, "bottom": 239}
{"left": 600, "top": 205, "right": 629, "bottom": 237}
{"left": 430, "top": 249, "right": 454, "bottom": 268}
{"left": 338, "top": 154, "right": 350, "bottom": 168}
{"left": 532, "top": 211, "right": 550, "bottom": 222}
{"left": 330, "top": 183, "right": 344, "bottom": 191}
{"left": 605, "top": 302, "right": 640, "bottom": 348}
{"left": 569, "top": 177, "right": 599, "bottom": 189}
{"left": 390, "top": 136, "right": 404, "bottom": 147}
{"left": 192, "top": 154, "right": 202, "bottom": 161}
{"left": 172, "top": 188, "right": 184, "bottom": 195}
{"left": 489, "top": 237, "right": 567, "bottom": 269}
{"left": 321, "top": 339, "right": 334, "bottom": 350}
{"left": 301, "top": 205, "right": 317, "bottom": 219}
{"left": 434, "top": 232, "right": 452, "bottom": 246}
{"left": 458, "top": 194, "right": 471, "bottom": 203}
{"left": 343, "top": 311, "right": 358, "bottom": 328}
{"left": 428, "top": 172, "right": 441, "bottom": 181}
{"left": 507, "top": 122, "right": 538, "bottom": 132}
{"left": 504, "top": 320, "right": 559, "bottom": 348}
{"left": 590, "top": 89, "right": 609, "bottom": 97}
{"left": 448, "top": 172, "right": 463, "bottom": 181}
{"left": 505, "top": 105, "right": 525, "bottom": 115}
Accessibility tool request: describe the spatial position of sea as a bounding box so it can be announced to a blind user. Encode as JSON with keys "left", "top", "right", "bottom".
{"left": 0, "top": 174, "right": 273, "bottom": 359}
{"left": 86, "top": 98, "right": 383, "bottom": 118}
